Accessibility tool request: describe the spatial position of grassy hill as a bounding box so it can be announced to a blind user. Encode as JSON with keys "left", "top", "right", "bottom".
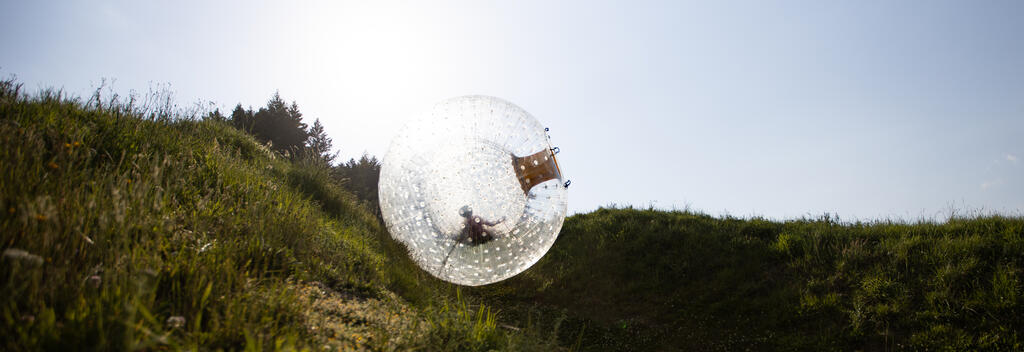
{"left": 2, "top": 78, "right": 1022, "bottom": 351}
{"left": 0, "top": 79, "right": 555, "bottom": 351}
{"left": 476, "top": 207, "right": 1023, "bottom": 351}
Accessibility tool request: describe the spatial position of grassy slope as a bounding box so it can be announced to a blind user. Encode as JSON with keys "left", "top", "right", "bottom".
{"left": 476, "top": 208, "right": 1024, "bottom": 351}
{"left": 0, "top": 80, "right": 554, "bottom": 351}
{"left": 2, "top": 79, "right": 1022, "bottom": 351}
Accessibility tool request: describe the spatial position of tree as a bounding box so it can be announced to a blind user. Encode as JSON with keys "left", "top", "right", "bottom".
{"left": 306, "top": 118, "right": 336, "bottom": 166}
{"left": 230, "top": 104, "right": 255, "bottom": 132}
{"left": 232, "top": 92, "right": 310, "bottom": 154}
{"left": 204, "top": 108, "right": 227, "bottom": 123}
{"left": 254, "top": 92, "right": 308, "bottom": 153}
{"left": 334, "top": 154, "right": 382, "bottom": 216}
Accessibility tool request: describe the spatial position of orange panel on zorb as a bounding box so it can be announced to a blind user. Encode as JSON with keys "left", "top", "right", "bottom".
{"left": 377, "top": 96, "right": 568, "bottom": 286}
{"left": 512, "top": 148, "right": 562, "bottom": 196}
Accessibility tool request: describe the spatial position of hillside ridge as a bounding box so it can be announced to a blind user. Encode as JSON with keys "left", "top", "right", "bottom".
{"left": 2, "top": 79, "right": 1022, "bottom": 351}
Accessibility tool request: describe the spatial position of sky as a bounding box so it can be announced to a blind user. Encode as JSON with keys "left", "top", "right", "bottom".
{"left": 2, "top": 0, "right": 1022, "bottom": 220}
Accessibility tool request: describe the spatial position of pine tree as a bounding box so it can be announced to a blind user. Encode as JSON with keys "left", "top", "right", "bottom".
{"left": 307, "top": 118, "right": 335, "bottom": 166}
{"left": 204, "top": 108, "right": 227, "bottom": 123}
{"left": 230, "top": 104, "right": 255, "bottom": 132}
{"left": 334, "top": 154, "right": 382, "bottom": 216}
{"left": 249, "top": 92, "right": 309, "bottom": 153}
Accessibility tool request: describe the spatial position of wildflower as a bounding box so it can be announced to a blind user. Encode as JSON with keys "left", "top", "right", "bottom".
{"left": 166, "top": 316, "right": 186, "bottom": 329}
{"left": 35, "top": 214, "right": 46, "bottom": 221}
{"left": 73, "top": 141, "right": 81, "bottom": 147}
{"left": 198, "top": 240, "right": 215, "bottom": 253}
{"left": 47, "top": 161, "right": 58, "bottom": 170}
{"left": 64, "top": 143, "right": 72, "bottom": 148}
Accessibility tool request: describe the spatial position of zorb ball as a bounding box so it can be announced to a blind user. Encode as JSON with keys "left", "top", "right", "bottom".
{"left": 378, "top": 96, "right": 568, "bottom": 286}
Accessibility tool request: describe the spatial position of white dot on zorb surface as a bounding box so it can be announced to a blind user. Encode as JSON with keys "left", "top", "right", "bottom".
{"left": 378, "top": 96, "right": 568, "bottom": 286}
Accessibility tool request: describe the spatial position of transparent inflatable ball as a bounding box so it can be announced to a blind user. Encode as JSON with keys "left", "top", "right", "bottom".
{"left": 378, "top": 95, "right": 568, "bottom": 286}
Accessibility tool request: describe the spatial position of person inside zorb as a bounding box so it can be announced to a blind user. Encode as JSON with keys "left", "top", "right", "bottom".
{"left": 378, "top": 95, "right": 569, "bottom": 286}
{"left": 456, "top": 205, "right": 506, "bottom": 246}
{"left": 439, "top": 205, "right": 506, "bottom": 269}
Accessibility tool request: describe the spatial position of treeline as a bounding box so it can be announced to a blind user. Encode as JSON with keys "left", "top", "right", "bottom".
{"left": 205, "top": 92, "right": 381, "bottom": 213}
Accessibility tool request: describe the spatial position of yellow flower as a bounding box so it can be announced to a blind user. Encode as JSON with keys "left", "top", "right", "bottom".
{"left": 73, "top": 141, "right": 82, "bottom": 147}
{"left": 47, "top": 161, "right": 58, "bottom": 170}
{"left": 35, "top": 214, "right": 46, "bottom": 221}
{"left": 64, "top": 143, "right": 72, "bottom": 148}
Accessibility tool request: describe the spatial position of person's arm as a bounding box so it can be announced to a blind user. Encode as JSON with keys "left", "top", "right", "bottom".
{"left": 482, "top": 217, "right": 507, "bottom": 226}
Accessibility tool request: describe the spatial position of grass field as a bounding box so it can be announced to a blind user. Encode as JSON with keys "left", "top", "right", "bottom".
{"left": 477, "top": 207, "right": 1023, "bottom": 350}
{"left": 2, "top": 78, "right": 1021, "bottom": 351}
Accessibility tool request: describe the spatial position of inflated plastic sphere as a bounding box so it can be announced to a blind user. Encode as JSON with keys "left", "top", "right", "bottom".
{"left": 378, "top": 96, "right": 568, "bottom": 286}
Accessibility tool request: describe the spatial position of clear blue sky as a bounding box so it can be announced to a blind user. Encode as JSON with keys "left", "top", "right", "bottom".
{"left": 2, "top": 1, "right": 1022, "bottom": 220}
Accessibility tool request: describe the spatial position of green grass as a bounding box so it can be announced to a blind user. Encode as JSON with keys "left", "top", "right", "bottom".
{"left": 2, "top": 78, "right": 1022, "bottom": 351}
{"left": 474, "top": 207, "right": 1024, "bottom": 351}
{"left": 0, "top": 79, "right": 554, "bottom": 351}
